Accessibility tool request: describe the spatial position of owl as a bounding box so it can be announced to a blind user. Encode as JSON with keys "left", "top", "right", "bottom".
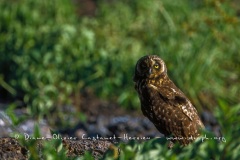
{"left": 133, "top": 55, "right": 204, "bottom": 148}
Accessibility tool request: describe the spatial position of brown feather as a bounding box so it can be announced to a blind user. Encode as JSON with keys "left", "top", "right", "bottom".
{"left": 134, "top": 55, "right": 204, "bottom": 147}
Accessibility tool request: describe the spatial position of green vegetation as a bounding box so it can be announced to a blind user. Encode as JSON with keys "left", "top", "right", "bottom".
{"left": 0, "top": 0, "right": 239, "bottom": 114}
{"left": 0, "top": 0, "right": 239, "bottom": 159}
{"left": 107, "top": 102, "right": 240, "bottom": 160}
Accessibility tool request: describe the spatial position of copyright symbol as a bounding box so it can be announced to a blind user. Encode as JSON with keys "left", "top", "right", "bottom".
{"left": 15, "top": 134, "right": 19, "bottom": 139}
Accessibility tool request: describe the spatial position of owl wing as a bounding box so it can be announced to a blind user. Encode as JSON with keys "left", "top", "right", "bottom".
{"left": 149, "top": 84, "right": 196, "bottom": 121}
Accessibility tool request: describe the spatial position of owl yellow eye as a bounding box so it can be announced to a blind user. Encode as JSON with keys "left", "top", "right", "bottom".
{"left": 154, "top": 64, "right": 159, "bottom": 69}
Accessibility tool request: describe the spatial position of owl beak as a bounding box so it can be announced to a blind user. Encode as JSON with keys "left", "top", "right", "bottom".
{"left": 148, "top": 68, "right": 152, "bottom": 75}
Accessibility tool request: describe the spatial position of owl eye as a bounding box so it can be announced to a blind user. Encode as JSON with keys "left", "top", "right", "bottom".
{"left": 154, "top": 64, "right": 159, "bottom": 69}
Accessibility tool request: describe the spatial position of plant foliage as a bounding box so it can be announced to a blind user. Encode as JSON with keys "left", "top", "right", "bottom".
{"left": 1, "top": 0, "right": 239, "bottom": 159}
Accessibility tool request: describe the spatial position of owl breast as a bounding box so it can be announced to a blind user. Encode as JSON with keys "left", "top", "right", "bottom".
{"left": 137, "top": 79, "right": 202, "bottom": 145}
{"left": 137, "top": 79, "right": 171, "bottom": 135}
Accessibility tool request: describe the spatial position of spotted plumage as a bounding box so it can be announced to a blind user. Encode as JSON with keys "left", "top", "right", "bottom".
{"left": 133, "top": 55, "right": 204, "bottom": 147}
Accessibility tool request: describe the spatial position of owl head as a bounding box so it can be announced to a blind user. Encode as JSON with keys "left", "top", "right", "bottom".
{"left": 133, "top": 55, "right": 167, "bottom": 82}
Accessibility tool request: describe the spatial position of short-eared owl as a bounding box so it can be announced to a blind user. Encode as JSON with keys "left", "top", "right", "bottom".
{"left": 133, "top": 55, "right": 204, "bottom": 147}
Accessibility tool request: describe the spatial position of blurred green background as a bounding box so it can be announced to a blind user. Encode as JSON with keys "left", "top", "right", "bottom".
{"left": 0, "top": 0, "right": 239, "bottom": 159}
{"left": 0, "top": 0, "right": 239, "bottom": 115}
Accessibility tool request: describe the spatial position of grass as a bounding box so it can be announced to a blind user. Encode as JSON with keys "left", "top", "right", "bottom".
{"left": 0, "top": 0, "right": 239, "bottom": 159}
